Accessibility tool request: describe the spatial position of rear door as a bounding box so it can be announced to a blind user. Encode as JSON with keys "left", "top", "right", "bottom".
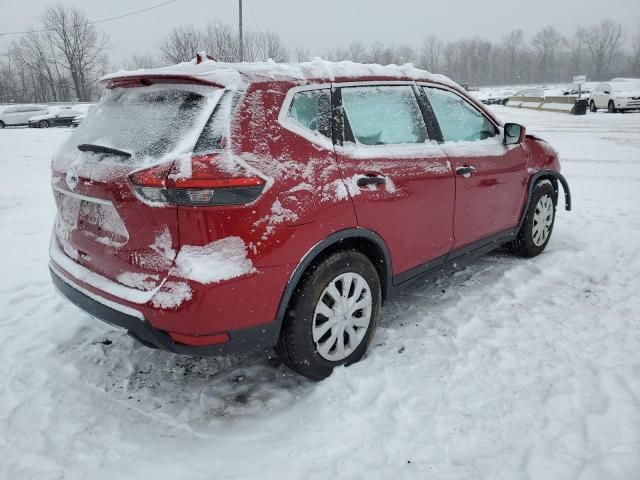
{"left": 333, "top": 83, "right": 455, "bottom": 277}
{"left": 3, "top": 107, "right": 20, "bottom": 125}
{"left": 421, "top": 86, "right": 527, "bottom": 250}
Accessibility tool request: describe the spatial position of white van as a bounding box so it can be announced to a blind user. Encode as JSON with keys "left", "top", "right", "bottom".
{"left": 0, "top": 105, "right": 50, "bottom": 127}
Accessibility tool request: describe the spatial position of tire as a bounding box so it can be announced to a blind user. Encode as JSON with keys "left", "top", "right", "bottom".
{"left": 590, "top": 101, "right": 597, "bottom": 112}
{"left": 38, "top": 120, "right": 49, "bottom": 128}
{"left": 0, "top": 121, "right": 5, "bottom": 128}
{"left": 509, "top": 181, "right": 557, "bottom": 258}
{"left": 608, "top": 101, "right": 617, "bottom": 113}
{"left": 277, "top": 251, "right": 382, "bottom": 380}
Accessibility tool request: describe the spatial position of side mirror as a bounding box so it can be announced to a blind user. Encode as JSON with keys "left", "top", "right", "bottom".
{"left": 504, "top": 123, "right": 526, "bottom": 145}
{"left": 604, "top": 91, "right": 610, "bottom": 95}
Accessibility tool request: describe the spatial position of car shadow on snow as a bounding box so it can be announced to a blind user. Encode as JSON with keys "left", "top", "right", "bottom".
{"left": 55, "top": 249, "right": 525, "bottom": 427}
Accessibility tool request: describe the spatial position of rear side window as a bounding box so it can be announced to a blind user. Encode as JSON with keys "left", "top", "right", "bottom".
{"left": 195, "top": 92, "right": 240, "bottom": 153}
{"left": 424, "top": 87, "right": 497, "bottom": 143}
{"left": 287, "top": 89, "right": 331, "bottom": 139}
{"left": 341, "top": 86, "right": 428, "bottom": 145}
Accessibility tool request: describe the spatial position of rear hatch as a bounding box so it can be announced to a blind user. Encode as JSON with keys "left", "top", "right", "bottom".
{"left": 51, "top": 84, "right": 223, "bottom": 292}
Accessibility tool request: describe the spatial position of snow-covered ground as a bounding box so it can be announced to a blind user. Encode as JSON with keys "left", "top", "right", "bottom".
{"left": 1, "top": 107, "right": 640, "bottom": 479}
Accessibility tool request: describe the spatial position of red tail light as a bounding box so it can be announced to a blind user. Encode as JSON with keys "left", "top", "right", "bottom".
{"left": 129, "top": 155, "right": 265, "bottom": 206}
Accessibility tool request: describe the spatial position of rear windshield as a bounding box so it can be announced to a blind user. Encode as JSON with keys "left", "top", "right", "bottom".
{"left": 58, "top": 86, "right": 220, "bottom": 161}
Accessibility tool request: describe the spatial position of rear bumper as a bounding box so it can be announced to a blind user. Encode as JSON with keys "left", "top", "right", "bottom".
{"left": 50, "top": 265, "right": 280, "bottom": 356}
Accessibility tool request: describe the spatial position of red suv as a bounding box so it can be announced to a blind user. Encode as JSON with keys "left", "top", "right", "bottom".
{"left": 49, "top": 59, "right": 570, "bottom": 380}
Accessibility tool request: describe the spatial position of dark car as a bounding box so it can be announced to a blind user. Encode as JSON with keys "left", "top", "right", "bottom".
{"left": 29, "top": 109, "right": 84, "bottom": 128}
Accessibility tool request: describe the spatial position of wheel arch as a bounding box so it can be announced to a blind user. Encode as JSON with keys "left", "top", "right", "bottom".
{"left": 518, "top": 170, "right": 571, "bottom": 232}
{"left": 272, "top": 228, "right": 393, "bottom": 341}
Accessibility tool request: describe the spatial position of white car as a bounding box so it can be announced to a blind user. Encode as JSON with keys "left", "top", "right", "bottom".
{"left": 590, "top": 79, "right": 640, "bottom": 113}
{"left": 0, "top": 105, "right": 50, "bottom": 128}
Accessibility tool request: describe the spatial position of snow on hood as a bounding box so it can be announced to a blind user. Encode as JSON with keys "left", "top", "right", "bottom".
{"left": 100, "top": 57, "right": 458, "bottom": 91}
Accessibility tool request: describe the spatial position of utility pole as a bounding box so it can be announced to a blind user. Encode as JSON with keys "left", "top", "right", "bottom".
{"left": 238, "top": 0, "right": 244, "bottom": 62}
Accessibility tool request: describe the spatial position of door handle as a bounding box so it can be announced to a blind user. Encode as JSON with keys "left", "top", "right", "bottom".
{"left": 456, "top": 165, "right": 477, "bottom": 178}
{"left": 357, "top": 175, "right": 386, "bottom": 187}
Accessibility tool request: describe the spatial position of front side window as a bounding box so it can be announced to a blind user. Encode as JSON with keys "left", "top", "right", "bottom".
{"left": 287, "top": 89, "right": 331, "bottom": 139}
{"left": 341, "top": 85, "right": 428, "bottom": 146}
{"left": 424, "top": 87, "right": 497, "bottom": 143}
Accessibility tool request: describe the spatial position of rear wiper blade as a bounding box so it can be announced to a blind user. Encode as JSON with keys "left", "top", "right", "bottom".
{"left": 77, "top": 143, "right": 132, "bottom": 158}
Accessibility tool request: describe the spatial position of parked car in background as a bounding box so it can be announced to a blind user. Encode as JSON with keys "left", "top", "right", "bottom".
{"left": 29, "top": 108, "right": 84, "bottom": 128}
{"left": 590, "top": 79, "right": 640, "bottom": 112}
{"left": 49, "top": 59, "right": 571, "bottom": 380}
{"left": 483, "top": 90, "right": 516, "bottom": 105}
{"left": 0, "top": 104, "right": 49, "bottom": 128}
{"left": 513, "top": 87, "right": 545, "bottom": 99}
{"left": 71, "top": 113, "right": 87, "bottom": 128}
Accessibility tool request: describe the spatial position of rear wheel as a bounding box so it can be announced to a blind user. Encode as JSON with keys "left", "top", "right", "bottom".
{"left": 277, "top": 251, "right": 381, "bottom": 380}
{"left": 510, "top": 181, "right": 557, "bottom": 258}
{"left": 608, "top": 101, "right": 617, "bottom": 113}
{"left": 38, "top": 120, "right": 49, "bottom": 128}
{"left": 0, "top": 120, "right": 5, "bottom": 128}
{"left": 590, "top": 101, "right": 597, "bottom": 112}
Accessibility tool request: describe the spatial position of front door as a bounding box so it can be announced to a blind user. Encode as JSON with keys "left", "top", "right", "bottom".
{"left": 422, "top": 86, "right": 528, "bottom": 250}
{"left": 333, "top": 84, "right": 455, "bottom": 277}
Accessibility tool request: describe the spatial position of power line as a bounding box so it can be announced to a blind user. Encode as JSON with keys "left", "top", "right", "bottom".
{"left": 0, "top": 0, "right": 179, "bottom": 37}
{"left": 245, "top": 0, "right": 264, "bottom": 36}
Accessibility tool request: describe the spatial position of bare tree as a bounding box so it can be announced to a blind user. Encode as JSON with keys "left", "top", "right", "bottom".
{"left": 532, "top": 26, "right": 566, "bottom": 82}
{"left": 502, "top": 29, "right": 524, "bottom": 83}
{"left": 347, "top": 41, "right": 368, "bottom": 62}
{"left": 421, "top": 35, "right": 443, "bottom": 72}
{"left": 204, "top": 22, "right": 239, "bottom": 62}
{"left": 123, "top": 53, "right": 160, "bottom": 70}
{"left": 295, "top": 47, "right": 311, "bottom": 62}
{"left": 569, "top": 28, "right": 588, "bottom": 77}
{"left": 41, "top": 4, "right": 108, "bottom": 101}
{"left": 585, "top": 20, "right": 625, "bottom": 80}
{"left": 629, "top": 29, "right": 640, "bottom": 76}
{"left": 395, "top": 44, "right": 417, "bottom": 65}
{"left": 159, "top": 25, "right": 204, "bottom": 64}
{"left": 367, "top": 41, "right": 394, "bottom": 65}
{"left": 247, "top": 31, "right": 289, "bottom": 62}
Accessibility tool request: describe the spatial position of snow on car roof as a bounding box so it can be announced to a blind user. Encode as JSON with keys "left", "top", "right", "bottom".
{"left": 100, "top": 56, "right": 458, "bottom": 91}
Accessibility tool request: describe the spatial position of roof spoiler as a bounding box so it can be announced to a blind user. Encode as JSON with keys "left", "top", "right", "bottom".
{"left": 100, "top": 74, "right": 224, "bottom": 90}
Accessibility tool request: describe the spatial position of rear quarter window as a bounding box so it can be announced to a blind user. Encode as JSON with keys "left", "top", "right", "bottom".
{"left": 286, "top": 89, "right": 332, "bottom": 140}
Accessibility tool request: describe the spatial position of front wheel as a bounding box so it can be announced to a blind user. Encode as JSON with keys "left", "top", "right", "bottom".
{"left": 608, "top": 101, "right": 617, "bottom": 113}
{"left": 0, "top": 121, "right": 5, "bottom": 128}
{"left": 277, "top": 251, "right": 381, "bottom": 380}
{"left": 509, "top": 181, "right": 557, "bottom": 258}
{"left": 590, "top": 101, "right": 597, "bottom": 112}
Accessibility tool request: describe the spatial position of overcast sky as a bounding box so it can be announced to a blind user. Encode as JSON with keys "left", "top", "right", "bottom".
{"left": 1, "top": 0, "right": 639, "bottom": 65}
